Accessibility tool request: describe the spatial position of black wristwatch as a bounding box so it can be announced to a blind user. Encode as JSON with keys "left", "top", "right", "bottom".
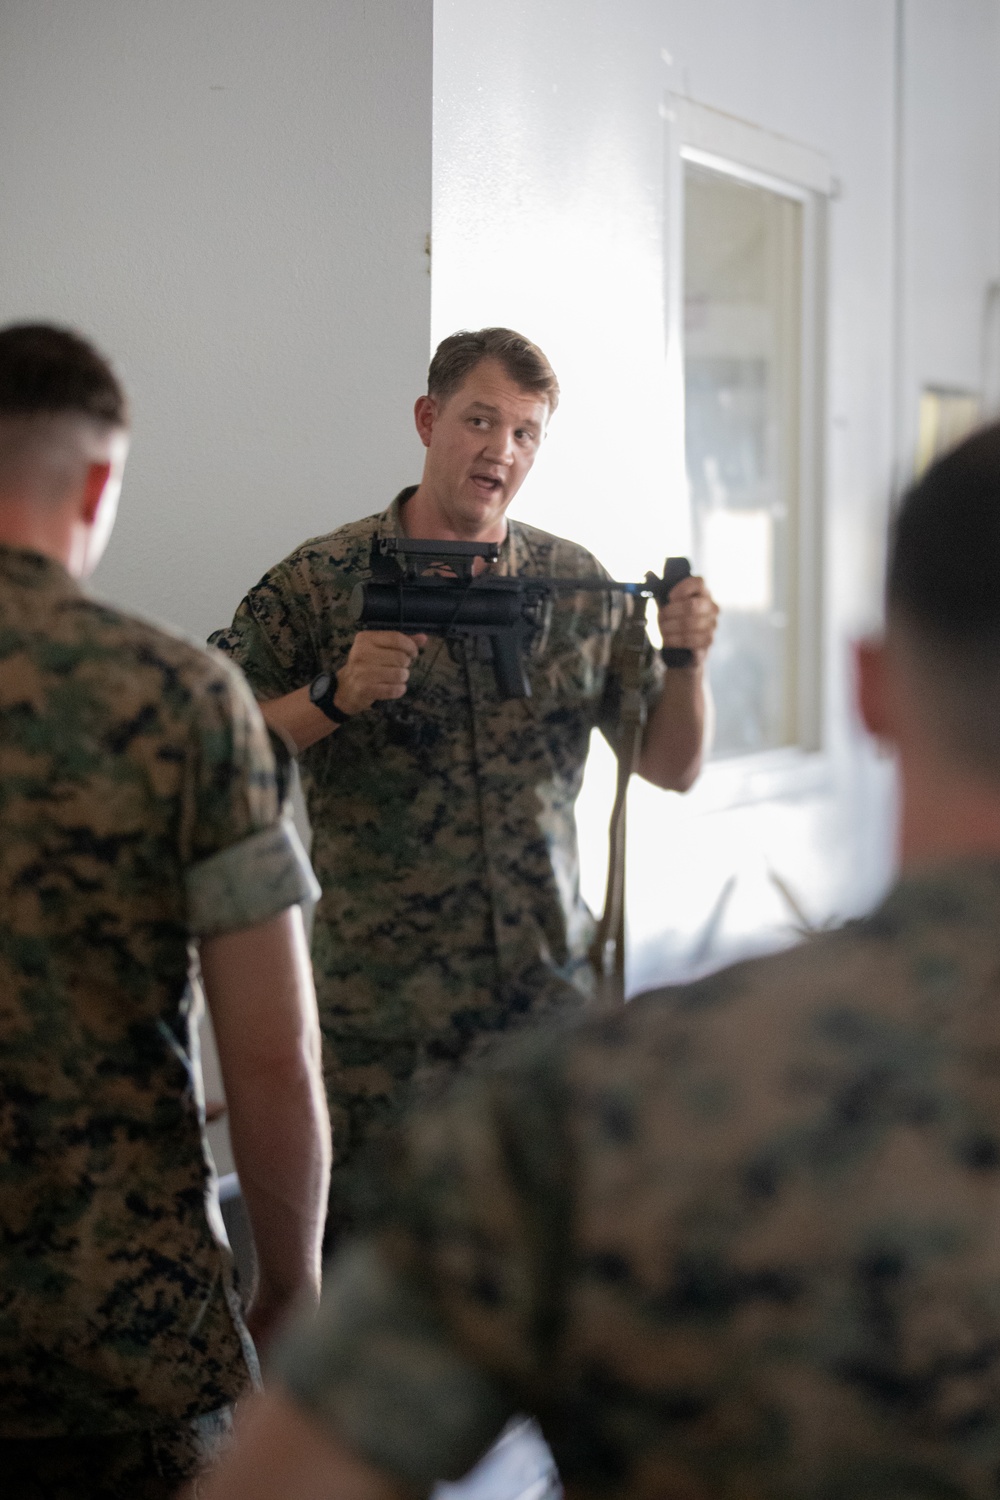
{"left": 661, "top": 645, "right": 695, "bottom": 668}
{"left": 309, "top": 670, "right": 352, "bottom": 725}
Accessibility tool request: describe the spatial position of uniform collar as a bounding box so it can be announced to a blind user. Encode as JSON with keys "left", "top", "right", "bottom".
{"left": 379, "top": 488, "right": 417, "bottom": 542}
{"left": 874, "top": 858, "right": 1000, "bottom": 934}
{"left": 0, "top": 543, "right": 78, "bottom": 593}
{"left": 379, "top": 488, "right": 525, "bottom": 576}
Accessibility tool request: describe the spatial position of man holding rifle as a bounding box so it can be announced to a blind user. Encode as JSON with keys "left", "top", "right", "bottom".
{"left": 211, "top": 327, "right": 718, "bottom": 1235}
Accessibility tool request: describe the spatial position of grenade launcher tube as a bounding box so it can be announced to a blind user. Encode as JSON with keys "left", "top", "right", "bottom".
{"left": 348, "top": 558, "right": 693, "bottom": 701}
{"left": 349, "top": 578, "right": 539, "bottom": 697}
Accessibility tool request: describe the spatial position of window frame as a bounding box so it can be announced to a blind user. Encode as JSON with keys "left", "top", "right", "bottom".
{"left": 663, "top": 96, "right": 832, "bottom": 802}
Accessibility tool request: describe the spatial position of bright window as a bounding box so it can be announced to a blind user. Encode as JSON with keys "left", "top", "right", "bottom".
{"left": 666, "top": 101, "right": 829, "bottom": 764}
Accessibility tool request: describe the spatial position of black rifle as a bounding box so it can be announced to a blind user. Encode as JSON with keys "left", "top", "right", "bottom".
{"left": 349, "top": 537, "right": 693, "bottom": 700}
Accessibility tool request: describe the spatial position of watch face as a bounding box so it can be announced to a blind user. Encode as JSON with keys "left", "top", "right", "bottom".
{"left": 311, "top": 672, "right": 332, "bottom": 703}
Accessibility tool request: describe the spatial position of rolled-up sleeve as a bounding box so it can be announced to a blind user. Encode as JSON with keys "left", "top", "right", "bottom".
{"left": 268, "top": 1048, "right": 573, "bottom": 1488}
{"left": 186, "top": 816, "right": 320, "bottom": 937}
{"left": 180, "top": 653, "right": 320, "bottom": 933}
{"left": 271, "top": 1239, "right": 514, "bottom": 1490}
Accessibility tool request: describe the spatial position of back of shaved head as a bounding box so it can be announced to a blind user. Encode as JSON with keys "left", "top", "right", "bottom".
{"left": 887, "top": 421, "right": 1000, "bottom": 775}
{"left": 0, "top": 324, "right": 127, "bottom": 425}
{"left": 0, "top": 324, "right": 128, "bottom": 504}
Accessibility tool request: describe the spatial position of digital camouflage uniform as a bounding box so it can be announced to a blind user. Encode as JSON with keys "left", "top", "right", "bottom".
{"left": 274, "top": 860, "right": 1000, "bottom": 1499}
{"left": 0, "top": 546, "right": 317, "bottom": 1492}
{"left": 210, "top": 490, "right": 662, "bottom": 1224}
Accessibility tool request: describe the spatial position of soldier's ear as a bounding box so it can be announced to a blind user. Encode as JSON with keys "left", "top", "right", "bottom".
{"left": 80, "top": 460, "right": 113, "bottom": 524}
{"left": 414, "top": 394, "right": 438, "bottom": 449}
{"left": 855, "top": 636, "right": 894, "bottom": 743}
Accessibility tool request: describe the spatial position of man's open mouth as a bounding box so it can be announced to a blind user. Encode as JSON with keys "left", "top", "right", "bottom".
{"left": 471, "top": 473, "right": 502, "bottom": 494}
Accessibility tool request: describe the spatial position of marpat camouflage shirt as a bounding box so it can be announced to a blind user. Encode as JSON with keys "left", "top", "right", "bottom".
{"left": 210, "top": 491, "right": 663, "bottom": 1203}
{"left": 275, "top": 860, "right": 1000, "bottom": 1499}
{"left": 0, "top": 546, "right": 317, "bottom": 1438}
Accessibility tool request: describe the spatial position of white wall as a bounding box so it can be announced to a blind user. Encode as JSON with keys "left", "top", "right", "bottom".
{"left": 0, "top": 0, "right": 434, "bottom": 1178}
{"left": 433, "top": 0, "right": 1000, "bottom": 987}
{"left": 897, "top": 0, "right": 1000, "bottom": 463}
{"left": 0, "top": 0, "right": 433, "bottom": 643}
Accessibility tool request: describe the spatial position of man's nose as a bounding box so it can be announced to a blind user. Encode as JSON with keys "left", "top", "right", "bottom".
{"left": 482, "top": 427, "right": 516, "bottom": 464}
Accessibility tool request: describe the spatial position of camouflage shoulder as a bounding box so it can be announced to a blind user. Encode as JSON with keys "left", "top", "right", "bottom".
{"left": 659, "top": 917, "right": 874, "bottom": 1007}
{"left": 508, "top": 517, "right": 611, "bottom": 579}
{"left": 253, "top": 512, "right": 385, "bottom": 591}
{"left": 568, "top": 919, "right": 890, "bottom": 1076}
{"left": 391, "top": 1004, "right": 583, "bottom": 1175}
{"left": 71, "top": 591, "right": 252, "bottom": 704}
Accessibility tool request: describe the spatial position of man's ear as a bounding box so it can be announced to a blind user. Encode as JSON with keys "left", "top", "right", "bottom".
{"left": 413, "top": 394, "right": 437, "bottom": 449}
{"left": 854, "top": 636, "right": 894, "bottom": 742}
{"left": 80, "top": 460, "right": 112, "bottom": 524}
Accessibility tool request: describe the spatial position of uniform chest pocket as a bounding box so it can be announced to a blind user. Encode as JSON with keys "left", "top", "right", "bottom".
{"left": 525, "top": 601, "right": 614, "bottom": 708}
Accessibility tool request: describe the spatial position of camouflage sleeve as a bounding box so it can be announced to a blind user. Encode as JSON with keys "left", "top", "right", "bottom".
{"left": 269, "top": 1240, "right": 514, "bottom": 1489}
{"left": 208, "top": 558, "right": 322, "bottom": 701}
{"left": 185, "top": 819, "right": 319, "bottom": 937}
{"left": 182, "top": 658, "right": 320, "bottom": 934}
{"left": 269, "top": 1044, "right": 571, "bottom": 1487}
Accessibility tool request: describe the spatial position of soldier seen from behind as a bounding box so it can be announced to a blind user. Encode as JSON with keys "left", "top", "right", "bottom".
{"left": 0, "top": 325, "right": 330, "bottom": 1498}
{"left": 202, "top": 419, "right": 1000, "bottom": 1498}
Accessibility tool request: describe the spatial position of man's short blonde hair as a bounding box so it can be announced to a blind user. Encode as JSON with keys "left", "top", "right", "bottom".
{"left": 427, "top": 327, "right": 559, "bottom": 414}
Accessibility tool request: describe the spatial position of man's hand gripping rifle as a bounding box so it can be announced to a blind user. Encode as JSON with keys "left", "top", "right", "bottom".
{"left": 349, "top": 537, "right": 694, "bottom": 699}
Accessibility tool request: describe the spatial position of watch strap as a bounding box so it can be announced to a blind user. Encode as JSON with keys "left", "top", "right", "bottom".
{"left": 309, "top": 671, "right": 352, "bottom": 725}
{"left": 661, "top": 645, "right": 695, "bottom": 667}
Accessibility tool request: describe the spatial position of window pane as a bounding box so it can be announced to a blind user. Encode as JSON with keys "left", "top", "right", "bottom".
{"left": 684, "top": 162, "right": 803, "bottom": 756}
{"left": 915, "top": 386, "right": 980, "bottom": 476}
